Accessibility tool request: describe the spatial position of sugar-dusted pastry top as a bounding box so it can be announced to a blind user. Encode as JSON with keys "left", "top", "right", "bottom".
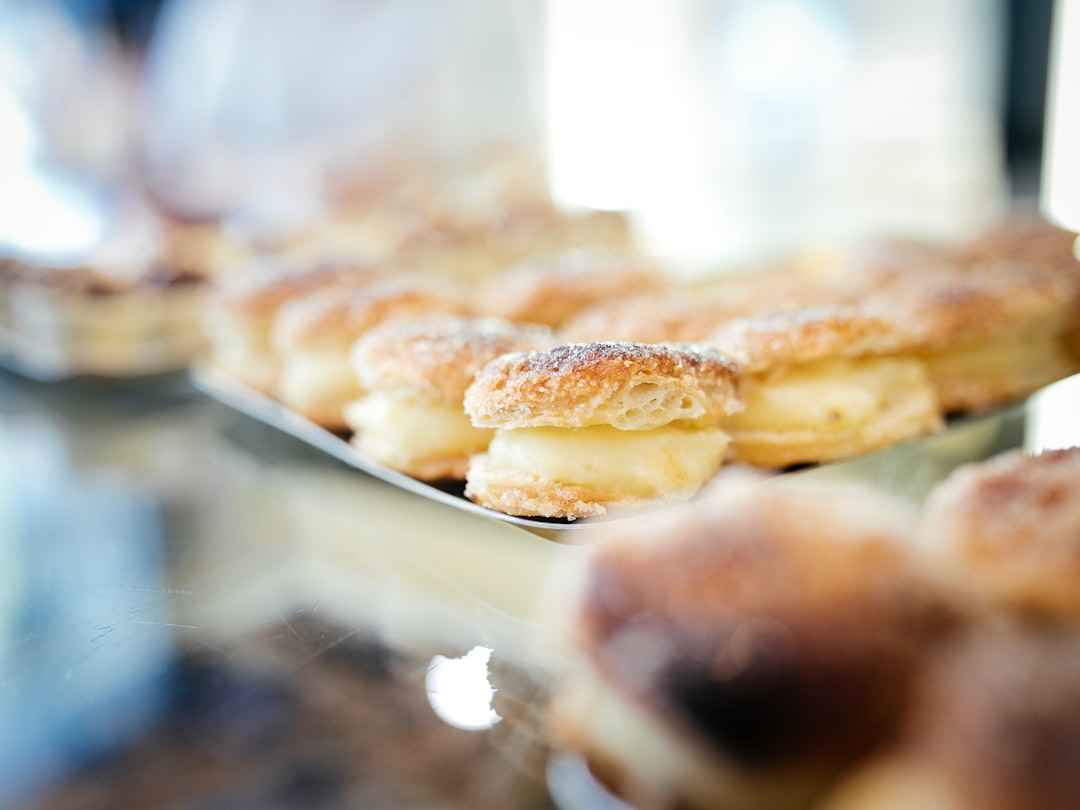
{"left": 271, "top": 277, "right": 469, "bottom": 349}
{"left": 476, "top": 247, "right": 669, "bottom": 327}
{"left": 464, "top": 341, "right": 741, "bottom": 431}
{"left": 351, "top": 315, "right": 554, "bottom": 402}
{"left": 707, "top": 306, "right": 910, "bottom": 374}
{"left": 559, "top": 290, "right": 750, "bottom": 344}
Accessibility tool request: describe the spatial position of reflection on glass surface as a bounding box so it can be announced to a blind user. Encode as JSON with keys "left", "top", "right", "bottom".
{"left": 425, "top": 645, "right": 502, "bottom": 731}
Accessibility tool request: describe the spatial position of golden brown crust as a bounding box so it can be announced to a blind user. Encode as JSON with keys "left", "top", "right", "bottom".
{"left": 558, "top": 484, "right": 968, "bottom": 797}
{"left": 463, "top": 463, "right": 614, "bottom": 519}
{"left": 707, "top": 307, "right": 912, "bottom": 373}
{"left": 350, "top": 315, "right": 554, "bottom": 402}
{"left": 920, "top": 447, "right": 1080, "bottom": 620}
{"left": 559, "top": 290, "right": 750, "bottom": 344}
{"left": 271, "top": 277, "right": 469, "bottom": 349}
{"left": 476, "top": 247, "right": 669, "bottom": 326}
{"left": 464, "top": 342, "right": 741, "bottom": 430}
{"left": 865, "top": 261, "right": 1074, "bottom": 349}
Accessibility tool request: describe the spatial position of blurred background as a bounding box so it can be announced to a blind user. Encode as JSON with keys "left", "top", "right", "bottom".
{"left": 0, "top": 0, "right": 1057, "bottom": 271}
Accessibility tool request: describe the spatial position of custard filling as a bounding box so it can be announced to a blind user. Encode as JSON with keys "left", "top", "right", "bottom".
{"left": 345, "top": 391, "right": 492, "bottom": 458}
{"left": 483, "top": 423, "right": 729, "bottom": 498}
{"left": 724, "top": 357, "right": 931, "bottom": 434}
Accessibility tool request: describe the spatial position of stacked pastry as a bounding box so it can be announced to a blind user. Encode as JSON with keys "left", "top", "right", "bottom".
{"left": 706, "top": 307, "right": 942, "bottom": 468}
{"left": 542, "top": 445, "right": 1080, "bottom": 810}
{"left": 463, "top": 342, "right": 741, "bottom": 519}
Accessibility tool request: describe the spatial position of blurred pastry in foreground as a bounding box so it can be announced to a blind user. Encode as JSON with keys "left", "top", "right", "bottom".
{"left": 708, "top": 307, "right": 942, "bottom": 468}
{"left": 475, "top": 247, "right": 669, "bottom": 328}
{"left": 270, "top": 277, "right": 469, "bottom": 430}
{"left": 203, "top": 261, "right": 383, "bottom": 393}
{"left": 545, "top": 482, "right": 969, "bottom": 810}
{"left": 820, "top": 629, "right": 1080, "bottom": 810}
{"left": 463, "top": 342, "right": 741, "bottom": 519}
{"left": 346, "top": 315, "right": 553, "bottom": 480}
{"left": 919, "top": 446, "right": 1080, "bottom": 622}
{"left": 864, "top": 262, "right": 1079, "bottom": 413}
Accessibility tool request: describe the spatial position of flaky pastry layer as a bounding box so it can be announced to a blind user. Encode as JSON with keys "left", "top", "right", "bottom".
{"left": 465, "top": 342, "right": 741, "bottom": 431}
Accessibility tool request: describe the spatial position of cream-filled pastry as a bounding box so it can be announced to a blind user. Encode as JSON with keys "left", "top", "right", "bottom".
{"left": 919, "top": 447, "right": 1080, "bottom": 622}
{"left": 462, "top": 342, "right": 741, "bottom": 519}
{"left": 864, "top": 262, "right": 1079, "bottom": 413}
{"left": 475, "top": 247, "right": 669, "bottom": 327}
{"left": 543, "top": 483, "right": 969, "bottom": 810}
{"left": 708, "top": 307, "right": 942, "bottom": 468}
{"left": 203, "top": 260, "right": 383, "bottom": 393}
{"left": 270, "top": 277, "right": 468, "bottom": 429}
{"left": 346, "top": 315, "right": 552, "bottom": 480}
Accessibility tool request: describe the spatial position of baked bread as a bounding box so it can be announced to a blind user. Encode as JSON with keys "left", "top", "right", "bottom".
{"left": 820, "top": 629, "right": 1080, "bottom": 810}
{"left": 203, "top": 260, "right": 383, "bottom": 393}
{"left": 270, "top": 277, "right": 468, "bottom": 429}
{"left": 346, "top": 315, "right": 553, "bottom": 480}
{"left": 463, "top": 342, "right": 741, "bottom": 519}
{"left": 708, "top": 307, "right": 942, "bottom": 467}
{"left": 475, "top": 247, "right": 668, "bottom": 327}
{"left": 919, "top": 447, "right": 1080, "bottom": 621}
{"left": 544, "top": 482, "right": 969, "bottom": 810}
{"left": 864, "top": 261, "right": 1079, "bottom": 413}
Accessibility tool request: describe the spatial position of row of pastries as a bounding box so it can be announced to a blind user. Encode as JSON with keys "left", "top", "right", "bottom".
{"left": 539, "top": 445, "right": 1080, "bottom": 810}
{"left": 203, "top": 211, "right": 1080, "bottom": 520}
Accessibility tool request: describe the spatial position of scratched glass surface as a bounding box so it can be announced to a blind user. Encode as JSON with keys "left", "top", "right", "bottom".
{"left": 0, "top": 371, "right": 557, "bottom": 809}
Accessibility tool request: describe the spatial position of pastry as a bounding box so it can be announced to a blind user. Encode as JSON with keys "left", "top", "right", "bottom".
{"left": 204, "top": 260, "right": 383, "bottom": 393}
{"left": 820, "top": 629, "right": 1080, "bottom": 810}
{"left": 270, "top": 277, "right": 468, "bottom": 429}
{"left": 863, "top": 261, "right": 1079, "bottom": 413}
{"left": 475, "top": 247, "right": 669, "bottom": 327}
{"left": 956, "top": 213, "right": 1080, "bottom": 363}
{"left": 708, "top": 307, "right": 942, "bottom": 468}
{"left": 544, "top": 482, "right": 968, "bottom": 810}
{"left": 346, "top": 315, "right": 552, "bottom": 480}
{"left": 919, "top": 447, "right": 1080, "bottom": 621}
{"left": 463, "top": 342, "right": 741, "bottom": 519}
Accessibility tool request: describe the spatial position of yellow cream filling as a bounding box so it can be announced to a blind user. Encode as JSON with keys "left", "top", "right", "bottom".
{"left": 724, "top": 357, "right": 929, "bottom": 433}
{"left": 344, "top": 391, "right": 492, "bottom": 458}
{"left": 485, "top": 423, "right": 729, "bottom": 498}
{"left": 277, "top": 349, "right": 360, "bottom": 409}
